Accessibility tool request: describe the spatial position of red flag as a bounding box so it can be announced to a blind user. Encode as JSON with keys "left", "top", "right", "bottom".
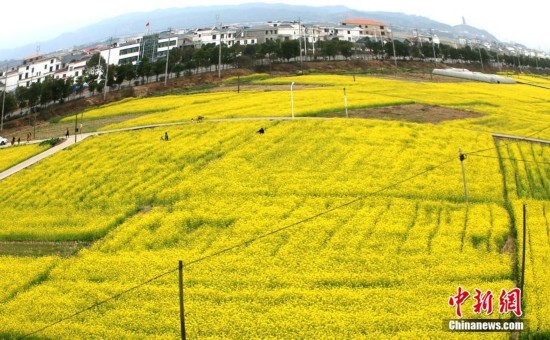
{"left": 145, "top": 22, "right": 150, "bottom": 27}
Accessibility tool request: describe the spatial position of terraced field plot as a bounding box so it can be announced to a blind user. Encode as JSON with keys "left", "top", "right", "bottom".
{"left": 0, "top": 74, "right": 549, "bottom": 338}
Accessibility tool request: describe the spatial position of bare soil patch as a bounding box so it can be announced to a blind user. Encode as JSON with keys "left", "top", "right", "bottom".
{"left": 0, "top": 240, "right": 91, "bottom": 257}
{"left": 214, "top": 84, "right": 317, "bottom": 92}
{"left": 333, "top": 103, "right": 483, "bottom": 124}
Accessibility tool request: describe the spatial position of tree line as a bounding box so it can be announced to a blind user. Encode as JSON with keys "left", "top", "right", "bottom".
{"left": 2, "top": 38, "right": 548, "bottom": 116}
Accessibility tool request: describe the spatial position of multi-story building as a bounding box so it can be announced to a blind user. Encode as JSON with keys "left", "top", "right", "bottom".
{"left": 98, "top": 31, "right": 179, "bottom": 65}
{"left": 1, "top": 65, "right": 20, "bottom": 92}
{"left": 192, "top": 26, "right": 239, "bottom": 47}
{"left": 272, "top": 22, "right": 301, "bottom": 41}
{"left": 240, "top": 24, "right": 279, "bottom": 44}
{"left": 16, "top": 54, "right": 63, "bottom": 88}
{"left": 54, "top": 54, "right": 90, "bottom": 80}
{"left": 341, "top": 19, "right": 389, "bottom": 40}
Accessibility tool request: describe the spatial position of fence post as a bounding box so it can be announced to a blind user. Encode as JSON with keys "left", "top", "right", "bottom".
{"left": 520, "top": 204, "right": 526, "bottom": 302}
{"left": 343, "top": 88, "right": 348, "bottom": 118}
{"left": 179, "top": 260, "right": 186, "bottom": 340}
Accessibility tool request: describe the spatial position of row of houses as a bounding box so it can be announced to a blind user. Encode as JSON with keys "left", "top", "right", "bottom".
{"left": 2, "top": 17, "right": 547, "bottom": 93}
{"left": 0, "top": 19, "right": 388, "bottom": 92}
{"left": 1, "top": 52, "right": 89, "bottom": 92}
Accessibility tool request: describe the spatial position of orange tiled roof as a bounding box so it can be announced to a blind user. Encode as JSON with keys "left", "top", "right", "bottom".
{"left": 342, "top": 19, "right": 386, "bottom": 26}
{"left": 24, "top": 53, "right": 41, "bottom": 60}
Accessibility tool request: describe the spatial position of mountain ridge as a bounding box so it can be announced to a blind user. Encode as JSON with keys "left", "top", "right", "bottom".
{"left": 1, "top": 3, "right": 499, "bottom": 61}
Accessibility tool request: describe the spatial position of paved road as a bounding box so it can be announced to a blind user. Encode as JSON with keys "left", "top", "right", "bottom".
{"left": 0, "top": 116, "right": 323, "bottom": 181}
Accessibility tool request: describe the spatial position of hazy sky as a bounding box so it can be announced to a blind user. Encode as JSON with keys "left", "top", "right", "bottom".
{"left": 1, "top": 0, "right": 548, "bottom": 52}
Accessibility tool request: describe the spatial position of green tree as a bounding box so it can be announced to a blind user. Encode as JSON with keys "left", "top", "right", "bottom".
{"left": 106, "top": 65, "right": 117, "bottom": 89}
{"left": 125, "top": 64, "right": 136, "bottom": 85}
{"left": 172, "top": 63, "right": 184, "bottom": 78}
{"left": 86, "top": 53, "right": 107, "bottom": 79}
{"left": 280, "top": 40, "right": 300, "bottom": 61}
{"left": 153, "top": 60, "right": 165, "bottom": 81}
{"left": 184, "top": 60, "right": 196, "bottom": 75}
{"left": 39, "top": 77, "right": 54, "bottom": 106}
{"left": 0, "top": 91, "right": 17, "bottom": 113}
{"left": 27, "top": 82, "right": 41, "bottom": 110}
{"left": 15, "top": 86, "right": 28, "bottom": 113}
{"left": 137, "top": 57, "right": 153, "bottom": 83}
{"left": 319, "top": 39, "right": 339, "bottom": 60}
{"left": 75, "top": 76, "right": 85, "bottom": 96}
{"left": 193, "top": 46, "right": 211, "bottom": 70}
{"left": 260, "top": 40, "right": 281, "bottom": 72}
{"left": 115, "top": 64, "right": 126, "bottom": 88}
{"left": 339, "top": 40, "right": 354, "bottom": 59}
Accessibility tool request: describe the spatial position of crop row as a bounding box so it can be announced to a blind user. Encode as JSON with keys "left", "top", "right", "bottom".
{"left": 0, "top": 196, "right": 513, "bottom": 338}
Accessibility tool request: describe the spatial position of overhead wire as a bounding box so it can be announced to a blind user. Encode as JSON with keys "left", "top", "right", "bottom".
{"left": 19, "top": 267, "right": 178, "bottom": 339}
{"left": 17, "top": 122, "right": 550, "bottom": 338}
{"left": 468, "top": 154, "right": 550, "bottom": 166}
{"left": 19, "top": 155, "right": 457, "bottom": 338}
{"left": 463, "top": 124, "right": 550, "bottom": 156}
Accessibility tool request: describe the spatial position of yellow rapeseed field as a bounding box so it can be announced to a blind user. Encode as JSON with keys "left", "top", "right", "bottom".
{"left": 0, "top": 74, "right": 548, "bottom": 338}
{"left": 0, "top": 143, "right": 49, "bottom": 172}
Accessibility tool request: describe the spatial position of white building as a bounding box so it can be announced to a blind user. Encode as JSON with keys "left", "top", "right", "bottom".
{"left": 54, "top": 54, "right": 90, "bottom": 81}
{"left": 272, "top": 22, "right": 301, "bottom": 40}
{"left": 192, "top": 26, "right": 239, "bottom": 47}
{"left": 1, "top": 65, "right": 20, "bottom": 92}
{"left": 16, "top": 54, "right": 63, "bottom": 88}
{"left": 97, "top": 32, "right": 180, "bottom": 66}
{"left": 335, "top": 26, "right": 362, "bottom": 42}
{"left": 341, "top": 19, "right": 389, "bottom": 40}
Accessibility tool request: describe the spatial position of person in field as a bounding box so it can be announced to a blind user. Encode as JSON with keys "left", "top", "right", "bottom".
{"left": 65, "top": 128, "right": 70, "bottom": 139}
{"left": 257, "top": 127, "right": 265, "bottom": 134}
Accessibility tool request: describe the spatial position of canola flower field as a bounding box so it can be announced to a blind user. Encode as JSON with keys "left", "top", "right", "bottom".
{"left": 59, "top": 74, "right": 550, "bottom": 137}
{"left": 0, "top": 74, "right": 549, "bottom": 338}
{"left": 0, "top": 143, "right": 49, "bottom": 172}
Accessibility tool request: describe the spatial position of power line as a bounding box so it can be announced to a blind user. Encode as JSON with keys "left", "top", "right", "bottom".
{"left": 19, "top": 267, "right": 178, "bottom": 339}
{"left": 463, "top": 124, "right": 550, "bottom": 156}
{"left": 18, "top": 156, "right": 457, "bottom": 338}
{"left": 186, "top": 157, "right": 456, "bottom": 267}
{"left": 14, "top": 125, "right": 549, "bottom": 338}
{"left": 469, "top": 154, "right": 550, "bottom": 166}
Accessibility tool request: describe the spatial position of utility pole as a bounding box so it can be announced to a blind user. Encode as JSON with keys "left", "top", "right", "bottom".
{"left": 178, "top": 260, "right": 187, "bottom": 340}
{"left": 1, "top": 64, "right": 7, "bottom": 132}
{"left": 164, "top": 28, "right": 172, "bottom": 86}
{"left": 477, "top": 41, "right": 484, "bottom": 72}
{"left": 495, "top": 44, "right": 502, "bottom": 72}
{"left": 298, "top": 18, "right": 303, "bottom": 74}
{"left": 97, "top": 51, "right": 102, "bottom": 91}
{"left": 217, "top": 15, "right": 222, "bottom": 79}
{"left": 303, "top": 25, "right": 308, "bottom": 59}
{"left": 103, "top": 38, "right": 112, "bottom": 102}
{"left": 312, "top": 32, "right": 316, "bottom": 58}
{"left": 431, "top": 29, "right": 437, "bottom": 67}
{"left": 390, "top": 25, "right": 397, "bottom": 68}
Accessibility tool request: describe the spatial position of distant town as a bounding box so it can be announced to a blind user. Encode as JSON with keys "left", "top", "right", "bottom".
{"left": 1, "top": 18, "right": 548, "bottom": 96}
